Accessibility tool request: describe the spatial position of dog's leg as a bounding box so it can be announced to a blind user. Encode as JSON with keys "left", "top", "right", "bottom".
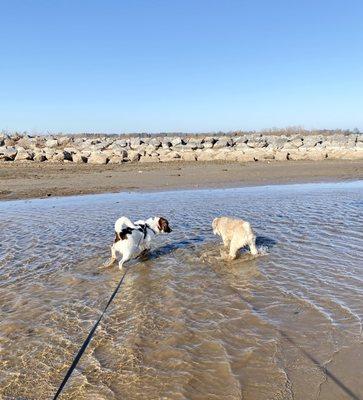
{"left": 118, "top": 251, "right": 132, "bottom": 270}
{"left": 222, "top": 237, "right": 230, "bottom": 248}
{"left": 228, "top": 237, "right": 241, "bottom": 260}
{"left": 249, "top": 238, "right": 258, "bottom": 255}
{"left": 106, "top": 245, "right": 117, "bottom": 267}
{"left": 102, "top": 245, "right": 117, "bottom": 268}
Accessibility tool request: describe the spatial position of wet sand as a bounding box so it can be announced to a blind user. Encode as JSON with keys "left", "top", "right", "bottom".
{"left": 0, "top": 159, "right": 362, "bottom": 200}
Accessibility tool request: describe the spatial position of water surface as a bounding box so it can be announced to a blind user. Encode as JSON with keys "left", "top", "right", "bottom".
{"left": 0, "top": 182, "right": 362, "bottom": 400}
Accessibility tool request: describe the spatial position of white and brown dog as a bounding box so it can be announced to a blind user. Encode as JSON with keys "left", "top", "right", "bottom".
{"left": 107, "top": 216, "right": 172, "bottom": 269}
{"left": 212, "top": 216, "right": 258, "bottom": 260}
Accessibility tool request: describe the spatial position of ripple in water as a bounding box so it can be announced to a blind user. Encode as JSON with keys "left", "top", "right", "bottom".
{"left": 0, "top": 181, "right": 362, "bottom": 400}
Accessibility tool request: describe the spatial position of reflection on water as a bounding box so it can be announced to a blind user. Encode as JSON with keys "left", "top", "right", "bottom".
{"left": 0, "top": 181, "right": 362, "bottom": 400}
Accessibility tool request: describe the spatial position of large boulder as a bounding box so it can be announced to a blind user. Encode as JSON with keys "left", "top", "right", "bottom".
{"left": 72, "top": 153, "right": 88, "bottom": 163}
{"left": 108, "top": 155, "right": 124, "bottom": 164}
{"left": 46, "top": 138, "right": 59, "bottom": 148}
{"left": 17, "top": 136, "right": 35, "bottom": 149}
{"left": 159, "top": 151, "right": 181, "bottom": 162}
{"left": 235, "top": 151, "right": 255, "bottom": 162}
{"left": 214, "top": 148, "right": 237, "bottom": 161}
{"left": 144, "top": 145, "right": 160, "bottom": 155}
{"left": 149, "top": 138, "right": 162, "bottom": 148}
{"left": 274, "top": 150, "right": 289, "bottom": 161}
{"left": 250, "top": 148, "right": 275, "bottom": 161}
{"left": 180, "top": 151, "right": 197, "bottom": 161}
{"left": 327, "top": 148, "right": 363, "bottom": 160}
{"left": 127, "top": 150, "right": 141, "bottom": 162}
{"left": 33, "top": 151, "right": 47, "bottom": 162}
{"left": 304, "top": 148, "right": 327, "bottom": 160}
{"left": 139, "top": 154, "right": 160, "bottom": 163}
{"left": 50, "top": 152, "right": 66, "bottom": 162}
{"left": 0, "top": 146, "right": 17, "bottom": 160}
{"left": 266, "top": 136, "right": 288, "bottom": 150}
{"left": 88, "top": 152, "right": 109, "bottom": 164}
{"left": 58, "top": 136, "right": 71, "bottom": 147}
{"left": 44, "top": 148, "right": 56, "bottom": 159}
{"left": 130, "top": 138, "right": 143, "bottom": 149}
{"left": 197, "top": 149, "right": 217, "bottom": 161}
{"left": 161, "top": 139, "right": 172, "bottom": 149}
{"left": 112, "top": 139, "right": 129, "bottom": 148}
{"left": 15, "top": 147, "right": 34, "bottom": 161}
{"left": 170, "top": 137, "right": 183, "bottom": 147}
{"left": 213, "top": 137, "right": 232, "bottom": 149}
{"left": 247, "top": 138, "right": 268, "bottom": 148}
{"left": 113, "top": 148, "right": 128, "bottom": 158}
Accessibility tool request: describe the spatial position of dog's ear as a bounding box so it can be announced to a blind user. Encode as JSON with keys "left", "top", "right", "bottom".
{"left": 158, "top": 217, "right": 172, "bottom": 233}
{"left": 114, "top": 232, "right": 121, "bottom": 242}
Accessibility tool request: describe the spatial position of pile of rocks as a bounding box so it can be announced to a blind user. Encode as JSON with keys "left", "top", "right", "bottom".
{"left": 0, "top": 133, "right": 362, "bottom": 164}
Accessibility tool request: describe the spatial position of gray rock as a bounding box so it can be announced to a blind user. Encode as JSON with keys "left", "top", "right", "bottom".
{"left": 80, "top": 150, "right": 91, "bottom": 158}
{"left": 46, "top": 138, "right": 59, "bottom": 148}
{"left": 108, "top": 155, "right": 124, "bottom": 164}
{"left": 161, "top": 138, "right": 172, "bottom": 149}
{"left": 159, "top": 151, "right": 181, "bottom": 162}
{"left": 44, "top": 148, "right": 56, "bottom": 159}
{"left": 185, "top": 141, "right": 202, "bottom": 150}
{"left": 15, "top": 147, "right": 34, "bottom": 161}
{"left": 149, "top": 138, "right": 162, "bottom": 148}
{"left": 113, "top": 149, "right": 128, "bottom": 158}
{"left": 58, "top": 136, "right": 71, "bottom": 147}
{"left": 213, "top": 137, "right": 231, "bottom": 149}
{"left": 4, "top": 137, "right": 16, "bottom": 147}
{"left": 88, "top": 152, "right": 109, "bottom": 164}
{"left": 112, "top": 139, "right": 129, "bottom": 148}
{"left": 139, "top": 154, "right": 160, "bottom": 163}
{"left": 17, "top": 136, "right": 35, "bottom": 149}
{"left": 50, "top": 152, "right": 65, "bottom": 162}
{"left": 72, "top": 153, "right": 88, "bottom": 163}
{"left": 197, "top": 149, "right": 217, "bottom": 161}
{"left": 130, "top": 138, "right": 143, "bottom": 148}
{"left": 202, "top": 141, "right": 213, "bottom": 149}
{"left": 145, "top": 145, "right": 159, "bottom": 155}
{"left": 127, "top": 150, "right": 141, "bottom": 162}
{"left": 0, "top": 146, "right": 18, "bottom": 160}
{"left": 247, "top": 138, "right": 268, "bottom": 148}
{"left": 274, "top": 150, "right": 289, "bottom": 161}
{"left": 180, "top": 151, "right": 197, "bottom": 161}
{"left": 33, "top": 152, "right": 47, "bottom": 162}
{"left": 170, "top": 137, "right": 183, "bottom": 146}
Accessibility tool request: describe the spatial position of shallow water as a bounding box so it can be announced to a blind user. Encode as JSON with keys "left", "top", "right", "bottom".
{"left": 0, "top": 182, "right": 362, "bottom": 400}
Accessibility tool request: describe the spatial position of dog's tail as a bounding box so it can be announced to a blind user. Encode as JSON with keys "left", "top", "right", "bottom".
{"left": 114, "top": 216, "right": 138, "bottom": 234}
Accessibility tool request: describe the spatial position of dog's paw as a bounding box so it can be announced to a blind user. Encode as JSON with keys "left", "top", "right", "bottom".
{"left": 100, "top": 259, "right": 115, "bottom": 269}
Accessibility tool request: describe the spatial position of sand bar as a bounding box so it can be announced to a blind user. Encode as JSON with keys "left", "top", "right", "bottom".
{"left": 1, "top": 159, "right": 362, "bottom": 201}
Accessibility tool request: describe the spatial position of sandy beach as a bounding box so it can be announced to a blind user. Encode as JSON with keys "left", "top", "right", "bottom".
{"left": 1, "top": 159, "right": 362, "bottom": 201}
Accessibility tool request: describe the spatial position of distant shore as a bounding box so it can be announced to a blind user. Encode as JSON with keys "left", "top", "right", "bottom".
{"left": 1, "top": 159, "right": 362, "bottom": 201}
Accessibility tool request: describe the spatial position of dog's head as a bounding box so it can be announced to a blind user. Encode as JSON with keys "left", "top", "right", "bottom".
{"left": 156, "top": 217, "right": 172, "bottom": 233}
{"left": 212, "top": 217, "right": 220, "bottom": 235}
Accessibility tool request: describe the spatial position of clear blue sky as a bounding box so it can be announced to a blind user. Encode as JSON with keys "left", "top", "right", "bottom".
{"left": 1, "top": 0, "right": 362, "bottom": 133}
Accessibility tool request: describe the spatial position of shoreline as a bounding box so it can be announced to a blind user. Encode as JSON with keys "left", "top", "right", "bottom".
{"left": 1, "top": 159, "right": 362, "bottom": 201}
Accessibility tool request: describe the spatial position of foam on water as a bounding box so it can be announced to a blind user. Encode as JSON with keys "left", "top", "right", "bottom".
{"left": 0, "top": 181, "right": 362, "bottom": 400}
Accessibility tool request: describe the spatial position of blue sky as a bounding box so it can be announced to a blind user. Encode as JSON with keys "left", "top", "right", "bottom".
{"left": 1, "top": 0, "right": 362, "bottom": 133}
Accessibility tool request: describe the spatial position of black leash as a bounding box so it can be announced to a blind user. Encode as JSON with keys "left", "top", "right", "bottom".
{"left": 53, "top": 270, "right": 128, "bottom": 400}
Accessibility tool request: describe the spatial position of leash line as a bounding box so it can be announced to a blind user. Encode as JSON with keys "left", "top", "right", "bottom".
{"left": 53, "top": 270, "right": 128, "bottom": 400}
